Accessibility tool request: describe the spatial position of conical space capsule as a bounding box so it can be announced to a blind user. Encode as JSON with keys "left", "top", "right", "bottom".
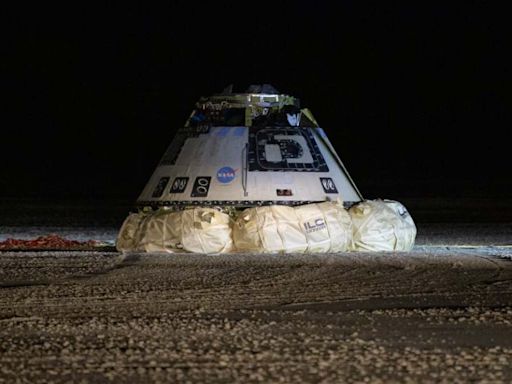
{"left": 137, "top": 84, "right": 363, "bottom": 208}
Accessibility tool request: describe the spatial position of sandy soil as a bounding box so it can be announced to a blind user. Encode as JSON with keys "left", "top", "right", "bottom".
{"left": 1, "top": 245, "right": 512, "bottom": 383}
{"left": 1, "top": 198, "right": 511, "bottom": 382}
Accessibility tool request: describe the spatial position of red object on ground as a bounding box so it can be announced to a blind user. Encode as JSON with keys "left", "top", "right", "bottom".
{"left": 0, "top": 235, "right": 99, "bottom": 250}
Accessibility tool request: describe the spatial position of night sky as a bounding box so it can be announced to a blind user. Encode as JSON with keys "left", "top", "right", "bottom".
{"left": 2, "top": 2, "right": 510, "bottom": 201}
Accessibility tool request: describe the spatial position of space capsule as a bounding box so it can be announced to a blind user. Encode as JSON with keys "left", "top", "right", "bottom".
{"left": 137, "top": 84, "right": 363, "bottom": 208}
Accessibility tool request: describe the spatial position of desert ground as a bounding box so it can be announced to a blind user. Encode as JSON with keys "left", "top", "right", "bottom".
{"left": 1, "top": 198, "right": 512, "bottom": 383}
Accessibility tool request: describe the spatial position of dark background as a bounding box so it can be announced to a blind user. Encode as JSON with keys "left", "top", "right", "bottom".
{"left": 2, "top": 2, "right": 510, "bottom": 206}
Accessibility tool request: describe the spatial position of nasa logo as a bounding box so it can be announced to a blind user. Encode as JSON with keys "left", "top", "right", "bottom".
{"left": 216, "top": 166, "right": 237, "bottom": 184}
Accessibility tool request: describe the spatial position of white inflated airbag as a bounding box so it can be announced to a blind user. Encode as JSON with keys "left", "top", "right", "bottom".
{"left": 349, "top": 199, "right": 416, "bottom": 251}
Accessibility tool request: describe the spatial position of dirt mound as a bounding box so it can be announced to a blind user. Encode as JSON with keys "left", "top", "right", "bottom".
{"left": 0, "top": 234, "right": 101, "bottom": 250}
